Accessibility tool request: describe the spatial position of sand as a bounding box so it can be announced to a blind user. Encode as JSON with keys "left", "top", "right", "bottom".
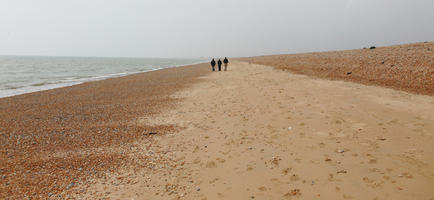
{"left": 0, "top": 63, "right": 210, "bottom": 199}
{"left": 238, "top": 42, "right": 434, "bottom": 95}
{"left": 76, "top": 61, "right": 434, "bottom": 199}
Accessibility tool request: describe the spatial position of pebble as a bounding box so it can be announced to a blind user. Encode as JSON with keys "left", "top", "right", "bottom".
{"left": 66, "top": 182, "right": 75, "bottom": 189}
{"left": 336, "top": 149, "right": 345, "bottom": 153}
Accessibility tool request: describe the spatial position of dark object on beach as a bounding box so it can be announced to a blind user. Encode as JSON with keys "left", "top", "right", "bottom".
{"left": 217, "top": 59, "right": 222, "bottom": 71}
{"left": 346, "top": 72, "right": 352, "bottom": 75}
{"left": 370, "top": 46, "right": 376, "bottom": 49}
{"left": 224, "top": 57, "right": 229, "bottom": 71}
{"left": 210, "top": 58, "right": 216, "bottom": 72}
{"left": 148, "top": 132, "right": 157, "bottom": 135}
{"left": 381, "top": 61, "right": 385, "bottom": 64}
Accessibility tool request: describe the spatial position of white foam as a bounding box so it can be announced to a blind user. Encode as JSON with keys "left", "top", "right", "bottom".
{"left": 0, "top": 60, "right": 207, "bottom": 99}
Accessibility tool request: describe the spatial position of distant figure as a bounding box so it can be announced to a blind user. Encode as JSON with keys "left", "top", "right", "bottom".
{"left": 210, "top": 58, "right": 216, "bottom": 72}
{"left": 223, "top": 57, "right": 229, "bottom": 71}
{"left": 217, "top": 59, "right": 222, "bottom": 71}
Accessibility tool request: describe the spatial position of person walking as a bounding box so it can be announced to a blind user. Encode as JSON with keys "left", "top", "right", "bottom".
{"left": 210, "top": 58, "right": 216, "bottom": 72}
{"left": 223, "top": 57, "right": 229, "bottom": 71}
{"left": 217, "top": 59, "right": 222, "bottom": 71}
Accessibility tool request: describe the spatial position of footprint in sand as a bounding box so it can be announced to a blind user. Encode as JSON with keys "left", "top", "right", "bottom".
{"left": 209, "top": 178, "right": 220, "bottom": 184}
{"left": 290, "top": 174, "right": 300, "bottom": 181}
{"left": 362, "top": 177, "right": 384, "bottom": 188}
{"left": 368, "top": 159, "right": 377, "bottom": 164}
{"left": 205, "top": 161, "right": 217, "bottom": 168}
{"left": 216, "top": 158, "right": 226, "bottom": 163}
{"left": 387, "top": 119, "right": 399, "bottom": 125}
{"left": 246, "top": 162, "right": 256, "bottom": 171}
{"left": 282, "top": 168, "right": 291, "bottom": 175}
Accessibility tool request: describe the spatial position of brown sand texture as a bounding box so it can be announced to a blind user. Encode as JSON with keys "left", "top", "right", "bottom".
{"left": 0, "top": 64, "right": 210, "bottom": 199}
{"left": 76, "top": 61, "right": 433, "bottom": 199}
{"left": 238, "top": 42, "right": 434, "bottom": 95}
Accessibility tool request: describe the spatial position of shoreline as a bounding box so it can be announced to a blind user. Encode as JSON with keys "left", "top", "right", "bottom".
{"left": 0, "top": 60, "right": 208, "bottom": 99}
{"left": 1, "top": 42, "right": 433, "bottom": 198}
{"left": 1, "top": 60, "right": 433, "bottom": 199}
{"left": 0, "top": 63, "right": 211, "bottom": 199}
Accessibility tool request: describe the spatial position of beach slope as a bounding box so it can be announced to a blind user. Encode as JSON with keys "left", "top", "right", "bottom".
{"left": 239, "top": 42, "right": 434, "bottom": 95}
{"left": 79, "top": 61, "right": 434, "bottom": 199}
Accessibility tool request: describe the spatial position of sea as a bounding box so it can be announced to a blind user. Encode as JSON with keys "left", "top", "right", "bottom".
{"left": 0, "top": 56, "right": 207, "bottom": 98}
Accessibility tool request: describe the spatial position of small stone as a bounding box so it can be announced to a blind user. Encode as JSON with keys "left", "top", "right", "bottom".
{"left": 337, "top": 170, "right": 347, "bottom": 174}
{"left": 336, "top": 149, "right": 345, "bottom": 153}
{"left": 291, "top": 189, "right": 301, "bottom": 195}
{"left": 196, "top": 187, "right": 200, "bottom": 191}
{"left": 66, "top": 182, "right": 75, "bottom": 189}
{"left": 288, "top": 127, "right": 292, "bottom": 130}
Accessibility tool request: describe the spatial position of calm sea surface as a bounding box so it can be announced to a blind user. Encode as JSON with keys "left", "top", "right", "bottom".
{"left": 0, "top": 56, "right": 207, "bottom": 98}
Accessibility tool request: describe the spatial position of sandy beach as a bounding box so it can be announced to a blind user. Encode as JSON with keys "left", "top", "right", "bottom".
{"left": 239, "top": 42, "right": 434, "bottom": 95}
{"left": 0, "top": 63, "right": 211, "bottom": 199}
{"left": 2, "top": 0, "right": 433, "bottom": 198}
{"left": 74, "top": 61, "right": 433, "bottom": 199}
{"left": 1, "top": 45, "right": 434, "bottom": 199}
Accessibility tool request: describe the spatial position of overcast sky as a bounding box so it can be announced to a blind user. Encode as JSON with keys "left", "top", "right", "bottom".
{"left": 0, "top": 0, "right": 433, "bottom": 58}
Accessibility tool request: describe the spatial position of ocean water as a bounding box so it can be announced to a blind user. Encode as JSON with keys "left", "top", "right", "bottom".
{"left": 0, "top": 56, "right": 207, "bottom": 98}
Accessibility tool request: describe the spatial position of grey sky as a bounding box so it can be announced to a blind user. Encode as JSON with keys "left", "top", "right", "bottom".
{"left": 1, "top": 0, "right": 433, "bottom": 58}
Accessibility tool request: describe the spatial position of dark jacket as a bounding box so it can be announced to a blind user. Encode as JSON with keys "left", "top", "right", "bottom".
{"left": 211, "top": 59, "right": 216, "bottom": 66}
{"left": 217, "top": 60, "right": 222, "bottom": 66}
{"left": 224, "top": 58, "right": 229, "bottom": 64}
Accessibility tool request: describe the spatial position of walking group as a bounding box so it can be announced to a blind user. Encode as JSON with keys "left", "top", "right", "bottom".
{"left": 210, "top": 57, "right": 229, "bottom": 72}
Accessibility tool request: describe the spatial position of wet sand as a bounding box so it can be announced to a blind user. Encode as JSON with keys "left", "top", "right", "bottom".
{"left": 77, "top": 61, "right": 434, "bottom": 199}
